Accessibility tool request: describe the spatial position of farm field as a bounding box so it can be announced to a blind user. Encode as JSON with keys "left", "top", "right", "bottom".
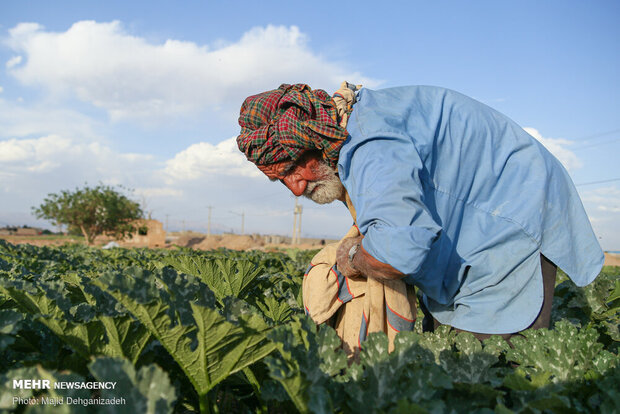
{"left": 0, "top": 233, "right": 332, "bottom": 252}
{"left": 0, "top": 240, "right": 618, "bottom": 413}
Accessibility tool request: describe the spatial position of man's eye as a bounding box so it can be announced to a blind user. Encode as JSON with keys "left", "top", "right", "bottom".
{"left": 284, "top": 164, "right": 297, "bottom": 175}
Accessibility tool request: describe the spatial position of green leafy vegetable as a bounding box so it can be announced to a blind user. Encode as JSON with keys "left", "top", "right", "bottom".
{"left": 161, "top": 256, "right": 262, "bottom": 303}
{"left": 88, "top": 357, "right": 177, "bottom": 414}
{"left": 93, "top": 266, "right": 275, "bottom": 412}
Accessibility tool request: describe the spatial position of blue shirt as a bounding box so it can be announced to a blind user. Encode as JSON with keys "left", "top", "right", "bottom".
{"left": 338, "top": 86, "right": 604, "bottom": 334}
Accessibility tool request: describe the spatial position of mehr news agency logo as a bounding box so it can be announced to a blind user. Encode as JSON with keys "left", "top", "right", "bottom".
{"left": 11, "top": 379, "right": 125, "bottom": 407}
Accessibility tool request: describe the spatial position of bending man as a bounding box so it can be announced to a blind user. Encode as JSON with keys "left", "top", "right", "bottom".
{"left": 236, "top": 83, "right": 603, "bottom": 348}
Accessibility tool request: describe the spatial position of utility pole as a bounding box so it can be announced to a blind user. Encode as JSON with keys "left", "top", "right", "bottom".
{"left": 165, "top": 214, "right": 169, "bottom": 232}
{"left": 228, "top": 210, "right": 245, "bottom": 235}
{"left": 292, "top": 198, "right": 303, "bottom": 244}
{"left": 207, "top": 206, "right": 212, "bottom": 237}
{"left": 292, "top": 198, "right": 298, "bottom": 244}
{"left": 182, "top": 220, "right": 186, "bottom": 233}
{"left": 297, "top": 203, "right": 302, "bottom": 244}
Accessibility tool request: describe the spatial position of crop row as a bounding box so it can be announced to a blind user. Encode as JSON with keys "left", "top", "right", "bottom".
{"left": 0, "top": 240, "right": 618, "bottom": 413}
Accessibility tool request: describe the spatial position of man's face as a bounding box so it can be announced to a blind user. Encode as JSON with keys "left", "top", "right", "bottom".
{"left": 261, "top": 152, "right": 346, "bottom": 204}
{"left": 301, "top": 160, "right": 346, "bottom": 204}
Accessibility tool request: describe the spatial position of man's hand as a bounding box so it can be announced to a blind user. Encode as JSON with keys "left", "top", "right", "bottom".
{"left": 336, "top": 235, "right": 364, "bottom": 279}
{"left": 337, "top": 235, "right": 407, "bottom": 281}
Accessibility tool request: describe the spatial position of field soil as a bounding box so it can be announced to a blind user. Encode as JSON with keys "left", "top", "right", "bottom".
{"left": 604, "top": 253, "right": 620, "bottom": 267}
{"left": 171, "top": 233, "right": 329, "bottom": 251}
{"left": 0, "top": 233, "right": 331, "bottom": 251}
{"left": 0, "top": 235, "right": 83, "bottom": 247}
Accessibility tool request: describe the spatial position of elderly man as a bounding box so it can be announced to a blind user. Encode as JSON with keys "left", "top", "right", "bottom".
{"left": 236, "top": 83, "right": 604, "bottom": 349}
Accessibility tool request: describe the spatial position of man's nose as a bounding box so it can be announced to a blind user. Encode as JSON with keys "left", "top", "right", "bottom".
{"left": 281, "top": 175, "right": 307, "bottom": 196}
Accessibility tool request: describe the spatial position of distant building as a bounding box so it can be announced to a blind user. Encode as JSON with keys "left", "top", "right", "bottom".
{"left": 15, "top": 228, "right": 39, "bottom": 236}
{"left": 120, "top": 219, "right": 166, "bottom": 248}
{"left": 0, "top": 226, "right": 42, "bottom": 236}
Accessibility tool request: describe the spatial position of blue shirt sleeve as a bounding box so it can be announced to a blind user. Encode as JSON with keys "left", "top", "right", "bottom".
{"left": 342, "top": 132, "right": 442, "bottom": 276}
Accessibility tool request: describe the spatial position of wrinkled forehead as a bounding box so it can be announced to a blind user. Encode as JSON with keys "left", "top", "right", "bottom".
{"left": 257, "top": 161, "right": 293, "bottom": 180}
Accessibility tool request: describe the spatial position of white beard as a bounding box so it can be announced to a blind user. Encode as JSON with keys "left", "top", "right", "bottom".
{"left": 302, "top": 162, "right": 346, "bottom": 204}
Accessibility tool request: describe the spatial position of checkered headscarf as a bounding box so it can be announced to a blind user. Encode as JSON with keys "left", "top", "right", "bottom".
{"left": 236, "top": 84, "right": 348, "bottom": 168}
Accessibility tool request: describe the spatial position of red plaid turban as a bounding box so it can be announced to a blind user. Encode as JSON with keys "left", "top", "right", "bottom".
{"left": 237, "top": 84, "right": 348, "bottom": 169}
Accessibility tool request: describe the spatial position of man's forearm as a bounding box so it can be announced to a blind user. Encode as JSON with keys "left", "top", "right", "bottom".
{"left": 352, "top": 244, "right": 406, "bottom": 280}
{"left": 336, "top": 236, "right": 406, "bottom": 280}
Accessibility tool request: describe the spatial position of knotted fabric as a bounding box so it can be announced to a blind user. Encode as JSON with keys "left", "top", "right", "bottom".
{"left": 303, "top": 192, "right": 417, "bottom": 355}
{"left": 332, "top": 81, "right": 362, "bottom": 129}
{"left": 302, "top": 224, "right": 417, "bottom": 355}
{"left": 237, "top": 83, "right": 356, "bottom": 168}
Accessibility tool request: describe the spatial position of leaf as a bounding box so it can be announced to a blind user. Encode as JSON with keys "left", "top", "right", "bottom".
{"left": 79, "top": 276, "right": 153, "bottom": 364}
{"left": 416, "top": 325, "right": 456, "bottom": 364}
{"left": 255, "top": 293, "right": 293, "bottom": 325}
{"left": 0, "top": 365, "right": 90, "bottom": 413}
{"left": 93, "top": 266, "right": 275, "bottom": 399}
{"left": 596, "top": 365, "right": 620, "bottom": 413}
{"left": 506, "top": 321, "right": 613, "bottom": 384}
{"left": 447, "top": 382, "right": 504, "bottom": 413}
{"left": 0, "top": 310, "right": 23, "bottom": 348}
{"left": 503, "top": 368, "right": 538, "bottom": 392}
{"left": 0, "top": 277, "right": 104, "bottom": 359}
{"left": 608, "top": 279, "right": 620, "bottom": 303}
{"left": 481, "top": 335, "right": 511, "bottom": 357}
{"left": 264, "top": 317, "right": 346, "bottom": 414}
{"left": 343, "top": 331, "right": 452, "bottom": 413}
{"left": 432, "top": 332, "right": 501, "bottom": 385}
{"left": 161, "top": 256, "right": 262, "bottom": 303}
{"left": 0, "top": 367, "right": 41, "bottom": 409}
{"left": 0, "top": 273, "right": 151, "bottom": 364}
{"left": 88, "top": 357, "right": 177, "bottom": 414}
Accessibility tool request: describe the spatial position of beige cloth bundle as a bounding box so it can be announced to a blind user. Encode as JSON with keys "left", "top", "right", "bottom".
{"left": 302, "top": 195, "right": 418, "bottom": 355}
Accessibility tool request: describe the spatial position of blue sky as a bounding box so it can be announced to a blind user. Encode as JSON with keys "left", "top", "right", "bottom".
{"left": 0, "top": 1, "right": 618, "bottom": 249}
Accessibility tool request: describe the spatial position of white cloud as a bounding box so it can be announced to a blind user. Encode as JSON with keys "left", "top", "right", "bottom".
{"left": 0, "top": 98, "right": 100, "bottom": 140}
{"left": 598, "top": 205, "right": 620, "bottom": 213}
{"left": 0, "top": 86, "right": 3, "bottom": 93}
{"left": 579, "top": 185, "right": 620, "bottom": 250}
{"left": 581, "top": 186, "right": 620, "bottom": 210}
{"left": 5, "top": 21, "right": 379, "bottom": 122}
{"left": 6, "top": 55, "right": 22, "bottom": 68}
{"left": 119, "top": 153, "right": 154, "bottom": 162}
{"left": 164, "top": 136, "right": 261, "bottom": 182}
{"left": 0, "top": 134, "right": 155, "bottom": 189}
{"left": 0, "top": 135, "right": 72, "bottom": 167}
{"left": 135, "top": 187, "right": 183, "bottom": 198}
{"left": 523, "top": 127, "right": 582, "bottom": 171}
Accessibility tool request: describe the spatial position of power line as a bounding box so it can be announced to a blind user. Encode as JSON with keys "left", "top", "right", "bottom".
{"left": 571, "top": 128, "right": 620, "bottom": 142}
{"left": 575, "top": 178, "right": 620, "bottom": 186}
{"left": 244, "top": 210, "right": 290, "bottom": 217}
{"left": 233, "top": 190, "right": 288, "bottom": 204}
{"left": 572, "top": 136, "right": 620, "bottom": 150}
